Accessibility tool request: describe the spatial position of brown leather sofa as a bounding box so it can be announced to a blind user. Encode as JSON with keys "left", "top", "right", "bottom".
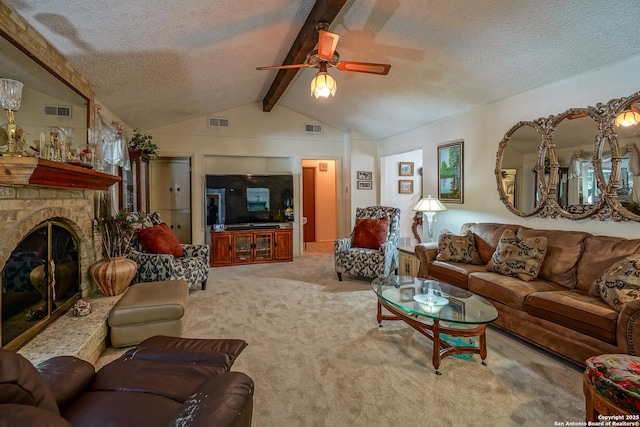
{"left": 0, "top": 335, "right": 254, "bottom": 426}
{"left": 415, "top": 223, "right": 640, "bottom": 366}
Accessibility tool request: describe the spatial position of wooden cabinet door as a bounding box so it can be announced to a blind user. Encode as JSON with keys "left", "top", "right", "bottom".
{"left": 233, "top": 233, "right": 254, "bottom": 263}
{"left": 211, "top": 232, "right": 233, "bottom": 266}
{"left": 274, "top": 229, "right": 293, "bottom": 261}
{"left": 253, "top": 232, "right": 273, "bottom": 261}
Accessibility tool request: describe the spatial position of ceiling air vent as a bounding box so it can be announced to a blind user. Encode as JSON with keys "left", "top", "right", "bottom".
{"left": 305, "top": 124, "right": 322, "bottom": 133}
{"left": 44, "top": 105, "right": 72, "bottom": 118}
{"left": 208, "top": 117, "right": 229, "bottom": 128}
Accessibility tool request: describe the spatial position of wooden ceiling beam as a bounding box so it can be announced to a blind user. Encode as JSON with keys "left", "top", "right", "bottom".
{"left": 262, "top": 0, "right": 348, "bottom": 112}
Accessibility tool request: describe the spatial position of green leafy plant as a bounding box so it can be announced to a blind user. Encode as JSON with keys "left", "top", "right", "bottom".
{"left": 94, "top": 210, "right": 138, "bottom": 258}
{"left": 129, "top": 128, "right": 159, "bottom": 159}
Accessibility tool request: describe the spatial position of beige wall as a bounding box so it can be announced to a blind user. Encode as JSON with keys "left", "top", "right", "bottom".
{"left": 379, "top": 55, "right": 640, "bottom": 240}
{"left": 381, "top": 149, "right": 423, "bottom": 248}
{"left": 149, "top": 103, "right": 377, "bottom": 252}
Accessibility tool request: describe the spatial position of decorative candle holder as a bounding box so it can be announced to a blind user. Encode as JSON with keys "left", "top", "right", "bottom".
{"left": 0, "top": 78, "right": 24, "bottom": 156}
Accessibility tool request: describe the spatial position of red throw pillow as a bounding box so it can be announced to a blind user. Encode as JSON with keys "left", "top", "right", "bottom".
{"left": 136, "top": 223, "right": 184, "bottom": 257}
{"left": 352, "top": 217, "right": 390, "bottom": 250}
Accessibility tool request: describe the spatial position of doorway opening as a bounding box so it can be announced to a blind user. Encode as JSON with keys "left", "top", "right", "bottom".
{"left": 301, "top": 159, "right": 337, "bottom": 250}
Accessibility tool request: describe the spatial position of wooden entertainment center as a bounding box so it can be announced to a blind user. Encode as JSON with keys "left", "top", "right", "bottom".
{"left": 210, "top": 226, "right": 293, "bottom": 266}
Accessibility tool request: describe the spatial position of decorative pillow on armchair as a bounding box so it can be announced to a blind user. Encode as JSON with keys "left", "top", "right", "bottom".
{"left": 352, "top": 216, "right": 390, "bottom": 250}
{"left": 136, "top": 223, "right": 184, "bottom": 257}
{"left": 436, "top": 228, "right": 482, "bottom": 265}
{"left": 486, "top": 229, "right": 548, "bottom": 281}
{"left": 591, "top": 253, "right": 640, "bottom": 312}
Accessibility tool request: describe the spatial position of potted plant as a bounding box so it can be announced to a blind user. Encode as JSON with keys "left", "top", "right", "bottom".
{"left": 128, "top": 128, "right": 159, "bottom": 159}
{"left": 90, "top": 210, "right": 138, "bottom": 296}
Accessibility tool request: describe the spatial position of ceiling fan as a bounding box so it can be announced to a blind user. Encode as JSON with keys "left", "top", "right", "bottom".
{"left": 256, "top": 22, "right": 391, "bottom": 98}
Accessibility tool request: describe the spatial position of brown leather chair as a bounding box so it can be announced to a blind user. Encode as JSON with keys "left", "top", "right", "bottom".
{"left": 0, "top": 335, "right": 254, "bottom": 426}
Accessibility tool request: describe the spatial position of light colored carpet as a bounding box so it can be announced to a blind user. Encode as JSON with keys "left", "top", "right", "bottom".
{"left": 98, "top": 242, "right": 585, "bottom": 426}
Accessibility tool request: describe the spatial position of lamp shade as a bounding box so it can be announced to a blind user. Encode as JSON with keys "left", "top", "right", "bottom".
{"left": 412, "top": 195, "right": 447, "bottom": 213}
{"left": 310, "top": 62, "right": 336, "bottom": 99}
{"left": 615, "top": 109, "right": 640, "bottom": 127}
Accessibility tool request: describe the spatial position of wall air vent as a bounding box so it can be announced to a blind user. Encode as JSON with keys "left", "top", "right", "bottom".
{"left": 208, "top": 117, "right": 229, "bottom": 127}
{"left": 44, "top": 105, "right": 71, "bottom": 118}
{"left": 305, "top": 124, "right": 322, "bottom": 133}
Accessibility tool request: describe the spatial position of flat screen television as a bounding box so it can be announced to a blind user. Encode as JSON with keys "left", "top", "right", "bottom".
{"left": 205, "top": 174, "right": 294, "bottom": 227}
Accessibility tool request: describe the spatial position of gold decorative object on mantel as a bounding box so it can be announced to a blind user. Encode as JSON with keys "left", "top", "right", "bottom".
{"left": 495, "top": 90, "right": 640, "bottom": 222}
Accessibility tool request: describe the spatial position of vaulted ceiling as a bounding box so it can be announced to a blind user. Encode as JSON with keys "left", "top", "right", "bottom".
{"left": 4, "top": 0, "right": 640, "bottom": 140}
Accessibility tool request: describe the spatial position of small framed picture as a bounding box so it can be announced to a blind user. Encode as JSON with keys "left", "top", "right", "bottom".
{"left": 399, "top": 162, "right": 414, "bottom": 176}
{"left": 399, "top": 285, "right": 416, "bottom": 302}
{"left": 357, "top": 171, "right": 372, "bottom": 180}
{"left": 319, "top": 162, "right": 328, "bottom": 171}
{"left": 399, "top": 180, "right": 413, "bottom": 194}
{"left": 357, "top": 180, "right": 372, "bottom": 190}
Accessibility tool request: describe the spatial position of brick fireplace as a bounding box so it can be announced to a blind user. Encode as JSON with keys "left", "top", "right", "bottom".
{"left": 0, "top": 184, "right": 98, "bottom": 348}
{"left": 0, "top": 158, "right": 121, "bottom": 362}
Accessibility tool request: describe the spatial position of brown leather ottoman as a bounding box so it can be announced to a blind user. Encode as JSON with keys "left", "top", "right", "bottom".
{"left": 108, "top": 280, "right": 189, "bottom": 347}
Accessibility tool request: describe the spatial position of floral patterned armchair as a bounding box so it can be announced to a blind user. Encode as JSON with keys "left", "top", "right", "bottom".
{"left": 126, "top": 212, "right": 210, "bottom": 290}
{"left": 334, "top": 206, "right": 401, "bottom": 281}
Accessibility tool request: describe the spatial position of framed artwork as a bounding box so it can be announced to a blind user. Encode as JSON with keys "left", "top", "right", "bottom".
{"left": 357, "top": 170, "right": 372, "bottom": 180}
{"left": 399, "top": 285, "right": 416, "bottom": 302}
{"left": 447, "top": 297, "right": 465, "bottom": 321}
{"left": 357, "top": 180, "right": 372, "bottom": 190}
{"left": 501, "top": 169, "right": 517, "bottom": 208}
{"left": 399, "top": 162, "right": 414, "bottom": 176}
{"left": 319, "top": 162, "right": 328, "bottom": 171}
{"left": 399, "top": 180, "right": 413, "bottom": 194}
{"left": 438, "top": 140, "right": 464, "bottom": 203}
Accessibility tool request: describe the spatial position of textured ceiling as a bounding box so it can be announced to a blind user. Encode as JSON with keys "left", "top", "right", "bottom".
{"left": 4, "top": 0, "right": 640, "bottom": 140}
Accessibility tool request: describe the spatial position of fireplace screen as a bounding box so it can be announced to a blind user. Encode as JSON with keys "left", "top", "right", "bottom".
{"left": 1, "top": 220, "right": 80, "bottom": 350}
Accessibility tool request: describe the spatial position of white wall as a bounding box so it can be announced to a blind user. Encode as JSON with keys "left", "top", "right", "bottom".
{"left": 381, "top": 150, "right": 423, "bottom": 248}
{"left": 379, "top": 55, "right": 640, "bottom": 239}
{"left": 147, "top": 102, "right": 377, "bottom": 250}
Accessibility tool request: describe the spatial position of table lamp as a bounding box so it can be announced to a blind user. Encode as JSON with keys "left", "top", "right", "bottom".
{"left": 412, "top": 195, "right": 447, "bottom": 242}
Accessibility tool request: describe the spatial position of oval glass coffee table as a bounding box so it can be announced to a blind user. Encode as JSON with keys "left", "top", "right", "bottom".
{"left": 371, "top": 275, "right": 498, "bottom": 374}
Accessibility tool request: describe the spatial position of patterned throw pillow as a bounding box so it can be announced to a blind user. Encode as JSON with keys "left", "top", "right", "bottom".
{"left": 591, "top": 254, "right": 640, "bottom": 312}
{"left": 486, "top": 229, "right": 548, "bottom": 281}
{"left": 436, "top": 228, "right": 482, "bottom": 265}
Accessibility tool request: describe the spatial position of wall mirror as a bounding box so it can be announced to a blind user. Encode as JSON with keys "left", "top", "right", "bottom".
{"left": 608, "top": 92, "right": 640, "bottom": 220}
{"left": 0, "top": 32, "right": 89, "bottom": 154}
{"left": 496, "top": 121, "right": 545, "bottom": 217}
{"left": 496, "top": 91, "right": 640, "bottom": 222}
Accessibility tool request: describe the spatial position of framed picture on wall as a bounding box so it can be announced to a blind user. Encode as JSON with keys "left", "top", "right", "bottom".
{"left": 357, "top": 171, "right": 372, "bottom": 180}
{"left": 438, "top": 140, "right": 464, "bottom": 203}
{"left": 399, "top": 162, "right": 414, "bottom": 176}
{"left": 399, "top": 180, "right": 413, "bottom": 194}
{"left": 357, "top": 180, "right": 372, "bottom": 190}
{"left": 319, "top": 162, "right": 328, "bottom": 171}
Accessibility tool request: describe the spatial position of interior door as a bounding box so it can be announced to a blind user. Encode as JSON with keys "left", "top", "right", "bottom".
{"left": 302, "top": 167, "right": 316, "bottom": 243}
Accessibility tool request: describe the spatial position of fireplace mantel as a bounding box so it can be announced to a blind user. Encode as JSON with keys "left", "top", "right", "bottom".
{"left": 0, "top": 157, "right": 120, "bottom": 190}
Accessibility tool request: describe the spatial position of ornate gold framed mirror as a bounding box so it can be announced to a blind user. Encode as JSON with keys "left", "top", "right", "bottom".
{"left": 496, "top": 91, "right": 640, "bottom": 222}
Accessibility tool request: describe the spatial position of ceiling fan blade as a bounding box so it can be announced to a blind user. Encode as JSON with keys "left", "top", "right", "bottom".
{"left": 337, "top": 61, "right": 391, "bottom": 75}
{"left": 318, "top": 30, "right": 340, "bottom": 60}
{"left": 256, "top": 64, "right": 307, "bottom": 71}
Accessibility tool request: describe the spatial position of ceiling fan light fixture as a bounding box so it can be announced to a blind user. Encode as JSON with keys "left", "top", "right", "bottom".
{"left": 310, "top": 64, "right": 337, "bottom": 99}
{"left": 615, "top": 109, "right": 640, "bottom": 127}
